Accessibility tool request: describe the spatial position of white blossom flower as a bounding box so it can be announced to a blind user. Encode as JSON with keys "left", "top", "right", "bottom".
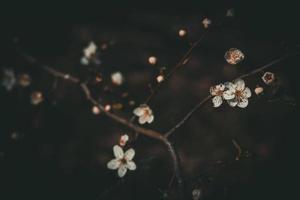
{"left": 119, "top": 134, "right": 129, "bottom": 146}
{"left": 107, "top": 145, "right": 136, "bottom": 178}
{"left": 202, "top": 18, "right": 211, "bottom": 28}
{"left": 262, "top": 72, "right": 275, "bottom": 85}
{"left": 81, "top": 42, "right": 98, "bottom": 65}
{"left": 210, "top": 83, "right": 226, "bottom": 107}
{"left": 83, "top": 41, "right": 97, "bottom": 59}
{"left": 224, "top": 48, "right": 245, "bottom": 65}
{"left": 111, "top": 71, "right": 124, "bottom": 86}
{"left": 2, "top": 68, "right": 16, "bottom": 91}
{"left": 133, "top": 104, "right": 154, "bottom": 124}
{"left": 224, "top": 79, "right": 252, "bottom": 108}
{"left": 30, "top": 91, "right": 43, "bottom": 105}
{"left": 18, "top": 73, "right": 31, "bottom": 87}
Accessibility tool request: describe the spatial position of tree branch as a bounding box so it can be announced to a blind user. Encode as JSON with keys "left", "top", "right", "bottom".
{"left": 165, "top": 53, "right": 297, "bottom": 138}
{"left": 19, "top": 51, "right": 184, "bottom": 198}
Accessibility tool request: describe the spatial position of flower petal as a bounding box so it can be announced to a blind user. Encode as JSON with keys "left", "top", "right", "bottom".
{"left": 210, "top": 86, "right": 218, "bottom": 96}
{"left": 118, "top": 164, "right": 127, "bottom": 177}
{"left": 107, "top": 159, "right": 121, "bottom": 170}
{"left": 212, "top": 96, "right": 223, "bottom": 107}
{"left": 223, "top": 90, "right": 235, "bottom": 100}
{"left": 242, "top": 87, "right": 251, "bottom": 98}
{"left": 234, "top": 79, "right": 245, "bottom": 91}
{"left": 227, "top": 99, "right": 238, "bottom": 107}
{"left": 147, "top": 115, "right": 154, "bottom": 123}
{"left": 133, "top": 107, "right": 144, "bottom": 117}
{"left": 125, "top": 148, "right": 135, "bottom": 160}
{"left": 237, "top": 98, "right": 249, "bottom": 108}
{"left": 138, "top": 115, "right": 148, "bottom": 124}
{"left": 224, "top": 82, "right": 235, "bottom": 90}
{"left": 113, "top": 145, "right": 124, "bottom": 159}
{"left": 126, "top": 161, "right": 136, "bottom": 170}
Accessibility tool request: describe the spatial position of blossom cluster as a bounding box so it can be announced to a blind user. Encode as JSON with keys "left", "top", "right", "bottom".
{"left": 210, "top": 79, "right": 251, "bottom": 108}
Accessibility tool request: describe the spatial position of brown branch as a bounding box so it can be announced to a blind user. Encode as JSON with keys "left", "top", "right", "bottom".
{"left": 19, "top": 51, "right": 184, "bottom": 198}
{"left": 144, "top": 29, "right": 210, "bottom": 105}
{"left": 165, "top": 53, "right": 297, "bottom": 138}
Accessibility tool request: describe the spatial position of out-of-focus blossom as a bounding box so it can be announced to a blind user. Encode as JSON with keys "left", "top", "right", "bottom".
{"left": 224, "top": 48, "right": 245, "bottom": 65}
{"left": 178, "top": 29, "right": 187, "bottom": 37}
{"left": 111, "top": 72, "right": 124, "bottom": 86}
{"left": 254, "top": 86, "right": 264, "bottom": 95}
{"left": 202, "top": 18, "right": 211, "bottom": 28}
{"left": 105, "top": 104, "right": 111, "bottom": 111}
{"left": 2, "top": 68, "right": 16, "bottom": 91}
{"left": 107, "top": 145, "right": 136, "bottom": 177}
{"left": 148, "top": 56, "right": 157, "bottom": 65}
{"left": 81, "top": 41, "right": 99, "bottom": 65}
{"left": 210, "top": 83, "right": 225, "bottom": 107}
{"left": 119, "top": 134, "right": 129, "bottom": 146}
{"left": 83, "top": 41, "right": 97, "bottom": 59}
{"left": 226, "top": 8, "right": 235, "bottom": 17}
{"left": 92, "top": 106, "right": 100, "bottom": 115}
{"left": 156, "top": 75, "right": 164, "bottom": 83}
{"left": 262, "top": 72, "right": 275, "bottom": 85}
{"left": 192, "top": 188, "right": 202, "bottom": 200}
{"left": 31, "top": 91, "right": 43, "bottom": 105}
{"left": 18, "top": 73, "right": 31, "bottom": 87}
{"left": 224, "top": 79, "right": 251, "bottom": 108}
{"left": 112, "top": 103, "right": 123, "bottom": 110}
{"left": 133, "top": 104, "right": 154, "bottom": 124}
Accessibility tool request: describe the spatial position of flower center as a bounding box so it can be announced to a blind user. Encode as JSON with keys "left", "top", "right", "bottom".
{"left": 120, "top": 157, "right": 127, "bottom": 164}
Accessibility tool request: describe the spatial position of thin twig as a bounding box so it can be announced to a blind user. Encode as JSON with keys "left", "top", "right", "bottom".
{"left": 165, "top": 53, "right": 298, "bottom": 138}
{"left": 19, "top": 51, "right": 184, "bottom": 198}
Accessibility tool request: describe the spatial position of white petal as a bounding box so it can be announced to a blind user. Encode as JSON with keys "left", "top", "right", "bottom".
{"left": 107, "top": 159, "right": 121, "bottom": 170}
{"left": 147, "top": 115, "right": 154, "bottom": 123}
{"left": 138, "top": 116, "right": 147, "bottom": 124}
{"left": 223, "top": 90, "right": 235, "bottom": 100}
{"left": 126, "top": 161, "right": 136, "bottom": 170}
{"left": 217, "top": 84, "right": 225, "bottom": 91}
{"left": 237, "top": 98, "right": 249, "bottom": 108}
{"left": 234, "top": 79, "right": 245, "bottom": 91}
{"left": 242, "top": 87, "right": 252, "bottom": 98}
{"left": 118, "top": 164, "right": 127, "bottom": 177}
{"left": 133, "top": 107, "right": 144, "bottom": 117}
{"left": 113, "top": 145, "right": 124, "bottom": 159}
{"left": 227, "top": 99, "right": 238, "bottom": 107}
{"left": 210, "top": 86, "right": 218, "bottom": 95}
{"left": 125, "top": 148, "right": 135, "bottom": 160}
{"left": 212, "top": 96, "right": 223, "bottom": 107}
{"left": 224, "top": 82, "right": 235, "bottom": 90}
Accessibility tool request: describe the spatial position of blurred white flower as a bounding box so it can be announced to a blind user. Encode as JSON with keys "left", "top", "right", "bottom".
{"left": 148, "top": 56, "right": 157, "bottom": 65}
{"left": 226, "top": 8, "right": 235, "bottom": 17}
{"left": 18, "top": 73, "right": 31, "bottom": 87}
{"left": 133, "top": 104, "right": 154, "bottom": 124}
{"left": 254, "top": 86, "right": 264, "bottom": 95}
{"left": 202, "top": 18, "right": 211, "bottom": 28}
{"left": 262, "top": 72, "right": 275, "bottom": 85}
{"left": 224, "top": 48, "right": 245, "bottom": 65}
{"left": 156, "top": 75, "right": 164, "bottom": 83}
{"left": 107, "top": 145, "right": 136, "bottom": 178}
{"left": 30, "top": 91, "right": 43, "bottom": 105}
{"left": 83, "top": 41, "right": 97, "bottom": 59}
{"left": 210, "top": 83, "right": 225, "bottom": 107}
{"left": 224, "top": 79, "right": 252, "bottom": 108}
{"left": 81, "top": 42, "right": 98, "bottom": 65}
{"left": 2, "top": 68, "right": 16, "bottom": 91}
{"left": 111, "top": 72, "right": 124, "bottom": 86}
{"left": 119, "top": 134, "right": 129, "bottom": 146}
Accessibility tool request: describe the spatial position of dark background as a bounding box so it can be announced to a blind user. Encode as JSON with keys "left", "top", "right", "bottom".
{"left": 0, "top": 1, "right": 300, "bottom": 199}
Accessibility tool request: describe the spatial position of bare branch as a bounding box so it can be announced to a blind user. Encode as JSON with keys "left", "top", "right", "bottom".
{"left": 165, "top": 53, "right": 297, "bottom": 138}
